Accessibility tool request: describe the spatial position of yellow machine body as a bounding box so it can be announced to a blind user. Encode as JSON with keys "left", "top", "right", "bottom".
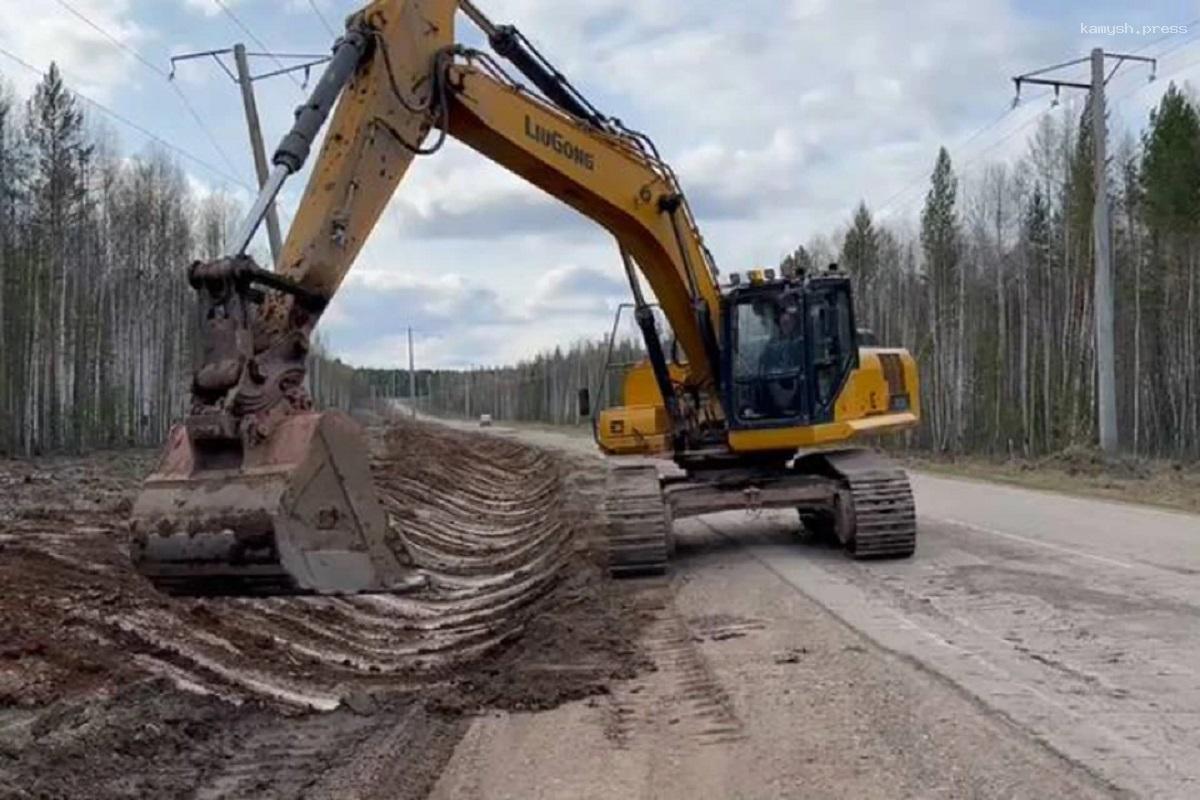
{"left": 597, "top": 348, "right": 919, "bottom": 456}
{"left": 596, "top": 361, "right": 689, "bottom": 455}
{"left": 727, "top": 348, "right": 920, "bottom": 452}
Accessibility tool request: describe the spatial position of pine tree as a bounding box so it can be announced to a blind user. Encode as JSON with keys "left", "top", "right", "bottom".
{"left": 1141, "top": 83, "right": 1200, "bottom": 234}
{"left": 920, "top": 147, "right": 962, "bottom": 450}
{"left": 1140, "top": 82, "right": 1200, "bottom": 456}
{"left": 840, "top": 201, "right": 883, "bottom": 342}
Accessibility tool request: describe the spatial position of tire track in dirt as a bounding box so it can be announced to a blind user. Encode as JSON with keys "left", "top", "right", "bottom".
{"left": 605, "top": 581, "right": 746, "bottom": 748}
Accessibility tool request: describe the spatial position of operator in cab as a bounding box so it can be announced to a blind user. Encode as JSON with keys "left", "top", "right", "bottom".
{"left": 760, "top": 306, "right": 804, "bottom": 374}
{"left": 757, "top": 303, "right": 806, "bottom": 419}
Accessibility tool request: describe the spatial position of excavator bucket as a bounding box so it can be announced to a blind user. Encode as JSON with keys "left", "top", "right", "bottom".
{"left": 130, "top": 411, "right": 417, "bottom": 596}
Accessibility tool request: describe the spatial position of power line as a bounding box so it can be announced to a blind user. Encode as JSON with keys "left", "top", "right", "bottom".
{"left": 957, "top": 97, "right": 1058, "bottom": 173}
{"left": 307, "top": 0, "right": 338, "bottom": 38}
{"left": 876, "top": 22, "right": 1200, "bottom": 221}
{"left": 1144, "top": 19, "right": 1200, "bottom": 60}
{"left": 52, "top": 0, "right": 244, "bottom": 183}
{"left": 1110, "top": 38, "right": 1200, "bottom": 107}
{"left": 0, "top": 45, "right": 251, "bottom": 191}
{"left": 874, "top": 93, "right": 1063, "bottom": 222}
{"left": 875, "top": 91, "right": 1054, "bottom": 216}
{"left": 873, "top": 104, "right": 1014, "bottom": 214}
{"left": 54, "top": 0, "right": 162, "bottom": 76}
{"left": 211, "top": 0, "right": 305, "bottom": 92}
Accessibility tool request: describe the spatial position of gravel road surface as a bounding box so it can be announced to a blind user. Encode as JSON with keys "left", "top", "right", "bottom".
{"left": 434, "top": 425, "right": 1195, "bottom": 799}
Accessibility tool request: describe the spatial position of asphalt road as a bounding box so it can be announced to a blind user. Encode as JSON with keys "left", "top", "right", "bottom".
{"left": 431, "top": 425, "right": 1200, "bottom": 798}
{"left": 716, "top": 472, "right": 1200, "bottom": 798}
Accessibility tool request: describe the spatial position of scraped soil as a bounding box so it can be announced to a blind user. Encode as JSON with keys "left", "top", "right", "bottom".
{"left": 0, "top": 418, "right": 646, "bottom": 799}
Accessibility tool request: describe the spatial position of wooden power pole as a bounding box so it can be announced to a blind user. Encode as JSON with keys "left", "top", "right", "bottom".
{"left": 408, "top": 327, "right": 416, "bottom": 418}
{"left": 1013, "top": 49, "right": 1155, "bottom": 454}
{"left": 169, "top": 46, "right": 331, "bottom": 267}
{"left": 233, "top": 43, "right": 283, "bottom": 265}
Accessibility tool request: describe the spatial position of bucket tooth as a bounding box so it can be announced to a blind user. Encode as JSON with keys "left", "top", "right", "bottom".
{"left": 130, "top": 411, "right": 416, "bottom": 596}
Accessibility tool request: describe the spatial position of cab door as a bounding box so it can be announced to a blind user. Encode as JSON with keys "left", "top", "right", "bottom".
{"left": 723, "top": 287, "right": 812, "bottom": 429}
{"left": 805, "top": 277, "right": 860, "bottom": 424}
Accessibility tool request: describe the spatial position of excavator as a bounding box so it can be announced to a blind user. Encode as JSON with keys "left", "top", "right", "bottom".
{"left": 129, "top": 0, "right": 921, "bottom": 595}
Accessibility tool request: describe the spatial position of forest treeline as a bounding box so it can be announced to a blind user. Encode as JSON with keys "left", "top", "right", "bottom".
{"left": 3, "top": 63, "right": 1199, "bottom": 460}
{"left": 806, "top": 82, "right": 1200, "bottom": 459}
{"left": 406, "top": 84, "right": 1200, "bottom": 460}
{"left": 0, "top": 66, "right": 358, "bottom": 455}
{"left": 357, "top": 337, "right": 646, "bottom": 425}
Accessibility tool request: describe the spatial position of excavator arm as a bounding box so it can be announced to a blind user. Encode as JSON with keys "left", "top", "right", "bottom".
{"left": 130, "top": 0, "right": 726, "bottom": 595}
{"left": 263, "top": 0, "right": 721, "bottom": 401}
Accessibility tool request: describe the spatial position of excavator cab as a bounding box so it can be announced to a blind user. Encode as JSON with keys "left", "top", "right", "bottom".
{"left": 723, "top": 271, "right": 858, "bottom": 430}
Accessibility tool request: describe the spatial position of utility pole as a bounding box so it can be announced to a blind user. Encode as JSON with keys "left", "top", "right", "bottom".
{"left": 233, "top": 43, "right": 283, "bottom": 264}
{"left": 1013, "top": 49, "right": 1155, "bottom": 454}
{"left": 169, "top": 46, "right": 330, "bottom": 267}
{"left": 408, "top": 327, "right": 416, "bottom": 418}
{"left": 1090, "top": 48, "right": 1118, "bottom": 455}
{"left": 465, "top": 366, "right": 472, "bottom": 420}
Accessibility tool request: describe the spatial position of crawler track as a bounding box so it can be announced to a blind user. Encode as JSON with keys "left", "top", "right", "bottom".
{"left": 825, "top": 450, "right": 917, "bottom": 558}
{"left": 605, "top": 462, "right": 671, "bottom": 577}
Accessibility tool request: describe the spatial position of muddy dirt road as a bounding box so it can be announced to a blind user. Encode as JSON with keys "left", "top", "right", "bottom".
{"left": 0, "top": 420, "right": 643, "bottom": 799}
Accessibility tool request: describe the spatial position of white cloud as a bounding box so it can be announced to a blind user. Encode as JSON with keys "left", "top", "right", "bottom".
{"left": 0, "top": 0, "right": 146, "bottom": 100}
{"left": 387, "top": 140, "right": 559, "bottom": 237}
{"left": 181, "top": 0, "right": 231, "bottom": 17}
{"left": 525, "top": 264, "right": 627, "bottom": 316}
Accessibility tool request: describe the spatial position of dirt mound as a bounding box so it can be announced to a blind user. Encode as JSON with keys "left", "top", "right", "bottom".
{"left": 0, "top": 450, "right": 152, "bottom": 524}
{"left": 0, "top": 418, "right": 646, "bottom": 798}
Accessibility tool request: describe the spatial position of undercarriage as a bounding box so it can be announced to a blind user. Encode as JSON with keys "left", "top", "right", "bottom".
{"left": 604, "top": 448, "right": 917, "bottom": 576}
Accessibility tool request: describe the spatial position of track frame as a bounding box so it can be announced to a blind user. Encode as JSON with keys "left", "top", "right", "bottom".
{"left": 604, "top": 448, "right": 917, "bottom": 576}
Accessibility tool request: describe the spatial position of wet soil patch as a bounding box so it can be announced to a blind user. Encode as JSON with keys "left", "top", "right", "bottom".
{"left": 0, "top": 419, "right": 649, "bottom": 798}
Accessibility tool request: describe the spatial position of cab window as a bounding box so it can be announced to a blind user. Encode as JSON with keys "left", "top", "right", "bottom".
{"left": 809, "top": 285, "right": 857, "bottom": 411}
{"left": 731, "top": 298, "right": 807, "bottom": 422}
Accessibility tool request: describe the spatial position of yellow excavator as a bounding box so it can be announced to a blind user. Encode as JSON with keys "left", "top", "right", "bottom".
{"left": 130, "top": 0, "right": 920, "bottom": 594}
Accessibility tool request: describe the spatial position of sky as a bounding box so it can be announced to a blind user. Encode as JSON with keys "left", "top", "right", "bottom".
{"left": 1, "top": 0, "right": 1198, "bottom": 369}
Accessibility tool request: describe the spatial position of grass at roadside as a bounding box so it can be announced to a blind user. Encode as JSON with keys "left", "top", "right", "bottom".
{"left": 904, "top": 446, "right": 1200, "bottom": 516}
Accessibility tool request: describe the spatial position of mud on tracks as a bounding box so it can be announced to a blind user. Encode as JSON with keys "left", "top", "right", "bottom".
{"left": 0, "top": 418, "right": 648, "bottom": 799}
